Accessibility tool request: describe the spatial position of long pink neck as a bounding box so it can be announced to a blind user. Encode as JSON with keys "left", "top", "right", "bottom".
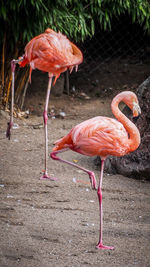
{"left": 111, "top": 94, "right": 140, "bottom": 152}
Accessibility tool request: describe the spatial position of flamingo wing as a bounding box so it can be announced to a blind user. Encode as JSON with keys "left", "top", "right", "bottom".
{"left": 54, "top": 116, "right": 130, "bottom": 157}
{"left": 73, "top": 117, "right": 130, "bottom": 157}
{"left": 20, "top": 30, "right": 83, "bottom": 76}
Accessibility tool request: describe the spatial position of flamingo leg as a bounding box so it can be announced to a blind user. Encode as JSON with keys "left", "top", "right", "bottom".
{"left": 40, "top": 75, "right": 56, "bottom": 180}
{"left": 6, "top": 58, "right": 23, "bottom": 139}
{"left": 96, "top": 159, "right": 114, "bottom": 250}
{"left": 50, "top": 149, "right": 97, "bottom": 190}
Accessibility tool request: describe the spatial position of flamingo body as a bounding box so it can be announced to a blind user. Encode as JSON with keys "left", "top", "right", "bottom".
{"left": 53, "top": 91, "right": 141, "bottom": 158}
{"left": 7, "top": 28, "right": 83, "bottom": 179}
{"left": 53, "top": 116, "right": 130, "bottom": 157}
{"left": 50, "top": 91, "right": 141, "bottom": 249}
{"left": 20, "top": 28, "right": 83, "bottom": 83}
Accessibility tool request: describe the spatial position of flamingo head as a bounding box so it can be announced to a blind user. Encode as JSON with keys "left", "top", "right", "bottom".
{"left": 116, "top": 91, "right": 141, "bottom": 118}
{"left": 124, "top": 92, "right": 141, "bottom": 117}
{"left": 132, "top": 100, "right": 141, "bottom": 117}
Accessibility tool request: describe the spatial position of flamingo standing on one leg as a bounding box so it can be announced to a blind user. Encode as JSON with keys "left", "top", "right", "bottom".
{"left": 6, "top": 28, "right": 83, "bottom": 179}
{"left": 50, "top": 91, "right": 141, "bottom": 249}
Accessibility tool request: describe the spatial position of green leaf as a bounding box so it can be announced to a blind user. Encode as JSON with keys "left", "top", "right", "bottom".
{"left": 139, "top": 5, "right": 147, "bottom": 16}
{"left": 1, "top": 5, "right": 6, "bottom": 20}
{"left": 91, "top": 19, "right": 95, "bottom": 35}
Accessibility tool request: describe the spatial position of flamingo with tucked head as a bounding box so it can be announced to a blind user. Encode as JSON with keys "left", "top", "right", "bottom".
{"left": 50, "top": 91, "right": 141, "bottom": 249}
{"left": 6, "top": 28, "right": 83, "bottom": 179}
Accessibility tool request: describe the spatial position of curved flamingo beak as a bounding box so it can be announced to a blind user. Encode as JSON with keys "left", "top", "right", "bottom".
{"left": 133, "top": 101, "right": 141, "bottom": 117}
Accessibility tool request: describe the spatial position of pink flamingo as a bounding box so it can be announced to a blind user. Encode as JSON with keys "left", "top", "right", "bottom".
{"left": 50, "top": 91, "right": 141, "bottom": 249}
{"left": 6, "top": 28, "right": 83, "bottom": 179}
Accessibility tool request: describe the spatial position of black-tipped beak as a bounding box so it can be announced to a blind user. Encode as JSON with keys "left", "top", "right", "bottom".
{"left": 132, "top": 114, "right": 140, "bottom": 123}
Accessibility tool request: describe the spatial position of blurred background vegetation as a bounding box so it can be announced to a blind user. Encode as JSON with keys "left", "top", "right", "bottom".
{"left": 0, "top": 0, "right": 150, "bottom": 109}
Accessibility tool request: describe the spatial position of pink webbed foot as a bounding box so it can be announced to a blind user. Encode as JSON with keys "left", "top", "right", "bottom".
{"left": 40, "top": 172, "right": 57, "bottom": 181}
{"left": 96, "top": 242, "right": 114, "bottom": 250}
{"left": 89, "top": 172, "right": 97, "bottom": 190}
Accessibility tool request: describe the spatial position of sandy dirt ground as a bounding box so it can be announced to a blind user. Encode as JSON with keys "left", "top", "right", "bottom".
{"left": 0, "top": 91, "right": 150, "bottom": 267}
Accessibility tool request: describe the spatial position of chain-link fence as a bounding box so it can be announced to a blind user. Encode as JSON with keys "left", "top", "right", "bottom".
{"left": 77, "top": 15, "right": 150, "bottom": 76}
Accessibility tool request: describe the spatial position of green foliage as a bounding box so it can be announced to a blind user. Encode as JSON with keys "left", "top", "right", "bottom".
{"left": 0, "top": 0, "right": 149, "bottom": 108}
{"left": 0, "top": 0, "right": 150, "bottom": 51}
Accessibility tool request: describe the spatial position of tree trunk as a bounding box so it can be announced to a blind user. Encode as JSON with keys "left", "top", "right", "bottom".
{"left": 95, "top": 77, "right": 150, "bottom": 180}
